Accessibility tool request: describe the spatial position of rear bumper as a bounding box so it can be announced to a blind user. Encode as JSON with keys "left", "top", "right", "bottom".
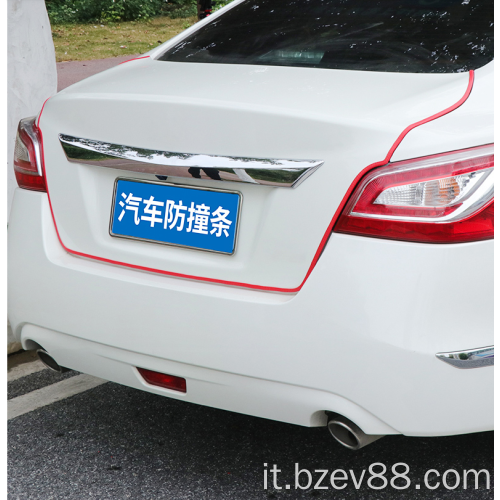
{"left": 8, "top": 188, "right": 493, "bottom": 436}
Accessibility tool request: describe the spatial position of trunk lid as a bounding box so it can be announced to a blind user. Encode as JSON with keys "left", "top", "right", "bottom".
{"left": 39, "top": 59, "right": 469, "bottom": 290}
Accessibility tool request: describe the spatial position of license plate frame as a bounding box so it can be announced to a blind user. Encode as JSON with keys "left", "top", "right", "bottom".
{"left": 109, "top": 177, "right": 242, "bottom": 255}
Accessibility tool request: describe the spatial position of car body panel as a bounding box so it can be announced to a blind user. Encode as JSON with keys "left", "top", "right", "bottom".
{"left": 40, "top": 60, "right": 470, "bottom": 289}
{"left": 8, "top": 189, "right": 493, "bottom": 436}
{"left": 9, "top": 0, "right": 493, "bottom": 439}
{"left": 392, "top": 62, "right": 494, "bottom": 162}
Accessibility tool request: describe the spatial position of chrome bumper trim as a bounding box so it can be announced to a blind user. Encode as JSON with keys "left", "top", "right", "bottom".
{"left": 436, "top": 346, "right": 494, "bottom": 369}
{"left": 58, "top": 134, "right": 323, "bottom": 188}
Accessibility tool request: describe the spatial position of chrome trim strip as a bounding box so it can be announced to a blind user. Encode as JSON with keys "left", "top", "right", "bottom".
{"left": 436, "top": 346, "right": 494, "bottom": 369}
{"left": 59, "top": 134, "right": 323, "bottom": 188}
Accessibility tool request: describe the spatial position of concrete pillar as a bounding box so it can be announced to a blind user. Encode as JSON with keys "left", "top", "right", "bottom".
{"left": 8, "top": 0, "right": 57, "bottom": 353}
{"left": 8, "top": 0, "right": 57, "bottom": 219}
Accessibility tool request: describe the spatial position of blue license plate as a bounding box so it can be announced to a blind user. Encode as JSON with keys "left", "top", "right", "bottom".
{"left": 110, "top": 179, "right": 241, "bottom": 254}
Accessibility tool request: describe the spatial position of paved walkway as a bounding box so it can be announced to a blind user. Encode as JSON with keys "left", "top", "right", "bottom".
{"left": 57, "top": 54, "right": 141, "bottom": 91}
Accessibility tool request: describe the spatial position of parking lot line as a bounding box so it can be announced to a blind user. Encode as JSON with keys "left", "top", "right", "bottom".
{"left": 8, "top": 374, "right": 106, "bottom": 420}
{"left": 8, "top": 359, "right": 46, "bottom": 382}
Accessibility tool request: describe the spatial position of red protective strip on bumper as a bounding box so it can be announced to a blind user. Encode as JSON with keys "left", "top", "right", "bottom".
{"left": 37, "top": 70, "right": 475, "bottom": 293}
{"left": 119, "top": 55, "right": 151, "bottom": 64}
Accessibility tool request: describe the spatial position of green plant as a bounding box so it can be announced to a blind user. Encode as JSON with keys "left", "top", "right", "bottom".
{"left": 213, "top": 0, "right": 232, "bottom": 11}
{"left": 46, "top": 0, "right": 172, "bottom": 24}
{"left": 45, "top": 0, "right": 233, "bottom": 25}
{"left": 162, "top": 0, "right": 197, "bottom": 19}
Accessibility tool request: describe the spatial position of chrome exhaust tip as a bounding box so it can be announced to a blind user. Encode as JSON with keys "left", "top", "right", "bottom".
{"left": 36, "top": 349, "right": 69, "bottom": 373}
{"left": 327, "top": 414, "right": 384, "bottom": 450}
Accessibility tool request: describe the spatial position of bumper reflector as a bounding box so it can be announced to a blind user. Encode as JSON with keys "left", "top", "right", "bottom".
{"left": 137, "top": 368, "right": 187, "bottom": 393}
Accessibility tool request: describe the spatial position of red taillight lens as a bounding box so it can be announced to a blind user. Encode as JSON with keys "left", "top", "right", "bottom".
{"left": 13, "top": 117, "right": 46, "bottom": 192}
{"left": 137, "top": 368, "right": 187, "bottom": 393}
{"left": 334, "top": 145, "right": 494, "bottom": 243}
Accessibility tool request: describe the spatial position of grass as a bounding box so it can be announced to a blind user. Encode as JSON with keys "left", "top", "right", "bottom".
{"left": 51, "top": 16, "right": 197, "bottom": 62}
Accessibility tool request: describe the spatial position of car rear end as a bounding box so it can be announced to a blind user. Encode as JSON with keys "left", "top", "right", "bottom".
{"left": 8, "top": 0, "right": 493, "bottom": 443}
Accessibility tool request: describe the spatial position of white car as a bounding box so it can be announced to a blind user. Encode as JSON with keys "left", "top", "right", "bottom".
{"left": 9, "top": 0, "right": 493, "bottom": 449}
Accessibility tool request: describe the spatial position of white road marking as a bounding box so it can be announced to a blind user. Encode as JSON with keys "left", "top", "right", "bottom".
{"left": 8, "top": 374, "right": 106, "bottom": 420}
{"left": 8, "top": 359, "right": 47, "bottom": 382}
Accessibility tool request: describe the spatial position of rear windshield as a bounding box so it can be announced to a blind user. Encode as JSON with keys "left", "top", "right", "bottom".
{"left": 158, "top": 0, "right": 493, "bottom": 73}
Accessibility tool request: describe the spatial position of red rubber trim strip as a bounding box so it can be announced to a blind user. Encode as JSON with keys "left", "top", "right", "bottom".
{"left": 36, "top": 98, "right": 50, "bottom": 128}
{"left": 119, "top": 55, "right": 151, "bottom": 65}
{"left": 384, "top": 70, "right": 475, "bottom": 163}
{"left": 38, "top": 70, "right": 474, "bottom": 293}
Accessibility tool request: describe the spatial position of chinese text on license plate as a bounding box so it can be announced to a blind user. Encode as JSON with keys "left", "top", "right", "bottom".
{"left": 110, "top": 179, "right": 241, "bottom": 254}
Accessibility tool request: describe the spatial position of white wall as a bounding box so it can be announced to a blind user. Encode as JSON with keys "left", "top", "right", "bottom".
{"left": 8, "top": 0, "right": 57, "bottom": 219}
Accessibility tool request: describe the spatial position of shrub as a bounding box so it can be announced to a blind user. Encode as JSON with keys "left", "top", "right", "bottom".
{"left": 213, "top": 0, "right": 231, "bottom": 10}
{"left": 46, "top": 0, "right": 175, "bottom": 24}
{"left": 163, "top": 0, "right": 197, "bottom": 19}
{"left": 45, "top": 0, "right": 234, "bottom": 24}
{"left": 163, "top": 0, "right": 231, "bottom": 19}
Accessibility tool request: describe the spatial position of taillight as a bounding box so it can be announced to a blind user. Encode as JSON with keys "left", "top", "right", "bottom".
{"left": 13, "top": 117, "right": 46, "bottom": 192}
{"left": 334, "top": 145, "right": 494, "bottom": 243}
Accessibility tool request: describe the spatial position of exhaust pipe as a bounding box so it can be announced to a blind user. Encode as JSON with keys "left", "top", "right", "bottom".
{"left": 327, "top": 414, "right": 384, "bottom": 450}
{"left": 36, "top": 349, "right": 70, "bottom": 373}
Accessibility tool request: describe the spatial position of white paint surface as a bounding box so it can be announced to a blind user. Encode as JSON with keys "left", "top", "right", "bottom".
{"left": 8, "top": 0, "right": 57, "bottom": 219}
{"left": 7, "top": 191, "right": 493, "bottom": 435}
{"left": 38, "top": 59, "right": 470, "bottom": 289}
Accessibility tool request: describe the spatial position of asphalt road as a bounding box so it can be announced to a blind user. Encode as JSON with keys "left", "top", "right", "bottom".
{"left": 8, "top": 352, "right": 493, "bottom": 499}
